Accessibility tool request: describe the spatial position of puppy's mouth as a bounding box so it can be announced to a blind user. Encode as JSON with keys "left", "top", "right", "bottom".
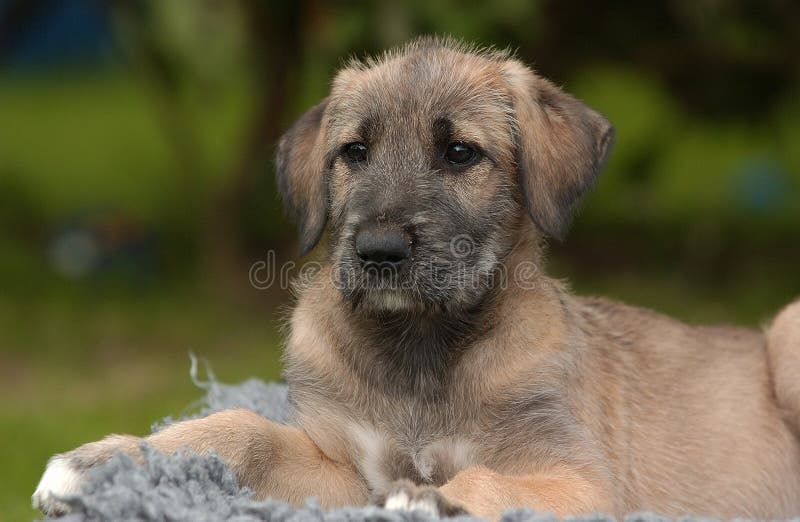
{"left": 338, "top": 256, "right": 418, "bottom": 308}
{"left": 358, "top": 260, "right": 407, "bottom": 286}
{"left": 353, "top": 287, "right": 422, "bottom": 314}
{"left": 333, "top": 246, "right": 422, "bottom": 314}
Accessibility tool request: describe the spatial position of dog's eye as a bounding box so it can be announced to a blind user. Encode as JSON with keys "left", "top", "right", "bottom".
{"left": 344, "top": 142, "right": 368, "bottom": 164}
{"left": 444, "top": 142, "right": 478, "bottom": 166}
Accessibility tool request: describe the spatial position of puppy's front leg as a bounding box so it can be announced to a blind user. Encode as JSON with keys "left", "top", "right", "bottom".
{"left": 385, "top": 465, "right": 615, "bottom": 520}
{"left": 33, "top": 408, "right": 367, "bottom": 515}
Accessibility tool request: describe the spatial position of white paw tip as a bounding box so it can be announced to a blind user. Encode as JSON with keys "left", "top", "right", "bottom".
{"left": 385, "top": 490, "right": 440, "bottom": 517}
{"left": 384, "top": 490, "right": 411, "bottom": 510}
{"left": 32, "top": 457, "right": 83, "bottom": 514}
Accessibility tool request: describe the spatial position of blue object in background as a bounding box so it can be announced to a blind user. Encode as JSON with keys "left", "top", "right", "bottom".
{"left": 1, "top": 0, "right": 114, "bottom": 70}
{"left": 730, "top": 156, "right": 791, "bottom": 215}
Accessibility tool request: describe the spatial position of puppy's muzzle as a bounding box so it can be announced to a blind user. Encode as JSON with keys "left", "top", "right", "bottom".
{"left": 355, "top": 226, "right": 410, "bottom": 273}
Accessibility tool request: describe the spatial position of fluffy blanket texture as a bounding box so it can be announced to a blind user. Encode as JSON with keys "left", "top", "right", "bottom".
{"left": 46, "top": 362, "right": 792, "bottom": 522}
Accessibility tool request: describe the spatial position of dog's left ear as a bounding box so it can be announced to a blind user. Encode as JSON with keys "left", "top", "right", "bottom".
{"left": 275, "top": 98, "right": 329, "bottom": 255}
{"left": 503, "top": 61, "right": 614, "bottom": 240}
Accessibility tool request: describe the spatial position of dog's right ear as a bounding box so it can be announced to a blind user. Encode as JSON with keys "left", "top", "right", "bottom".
{"left": 275, "top": 99, "right": 329, "bottom": 256}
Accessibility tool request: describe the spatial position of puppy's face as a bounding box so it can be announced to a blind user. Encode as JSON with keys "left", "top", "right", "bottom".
{"left": 277, "top": 40, "right": 613, "bottom": 316}
{"left": 322, "top": 51, "right": 521, "bottom": 314}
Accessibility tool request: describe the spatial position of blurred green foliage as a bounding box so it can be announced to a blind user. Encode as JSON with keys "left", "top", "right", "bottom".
{"left": 1, "top": 0, "right": 799, "bottom": 518}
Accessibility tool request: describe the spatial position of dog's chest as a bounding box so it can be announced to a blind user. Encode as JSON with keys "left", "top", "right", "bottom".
{"left": 345, "top": 420, "right": 479, "bottom": 493}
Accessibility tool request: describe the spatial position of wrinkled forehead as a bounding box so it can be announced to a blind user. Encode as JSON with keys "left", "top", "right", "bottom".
{"left": 326, "top": 50, "right": 514, "bottom": 161}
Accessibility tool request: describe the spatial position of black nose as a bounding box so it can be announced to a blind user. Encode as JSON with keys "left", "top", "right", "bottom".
{"left": 355, "top": 227, "right": 410, "bottom": 267}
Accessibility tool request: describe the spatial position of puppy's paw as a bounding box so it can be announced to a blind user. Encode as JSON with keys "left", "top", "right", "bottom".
{"left": 33, "top": 435, "right": 140, "bottom": 516}
{"left": 32, "top": 456, "right": 84, "bottom": 516}
{"left": 383, "top": 479, "right": 468, "bottom": 518}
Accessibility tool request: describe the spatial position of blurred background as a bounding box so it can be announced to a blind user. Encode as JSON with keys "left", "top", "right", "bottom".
{"left": 1, "top": 0, "right": 799, "bottom": 517}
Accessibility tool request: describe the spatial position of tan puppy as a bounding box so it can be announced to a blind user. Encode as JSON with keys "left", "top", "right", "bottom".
{"left": 34, "top": 38, "right": 800, "bottom": 520}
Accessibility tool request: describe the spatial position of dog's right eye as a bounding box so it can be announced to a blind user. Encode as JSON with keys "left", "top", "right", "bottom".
{"left": 344, "top": 142, "right": 368, "bottom": 164}
{"left": 444, "top": 142, "right": 478, "bottom": 167}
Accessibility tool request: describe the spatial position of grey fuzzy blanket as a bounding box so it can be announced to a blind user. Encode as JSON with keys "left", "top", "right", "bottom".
{"left": 45, "top": 365, "right": 784, "bottom": 522}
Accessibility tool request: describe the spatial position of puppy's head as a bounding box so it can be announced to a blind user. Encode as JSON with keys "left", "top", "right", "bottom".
{"left": 277, "top": 38, "right": 613, "bottom": 315}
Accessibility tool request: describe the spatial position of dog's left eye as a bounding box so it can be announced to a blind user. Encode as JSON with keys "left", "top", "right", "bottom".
{"left": 344, "top": 142, "right": 368, "bottom": 164}
{"left": 444, "top": 142, "right": 478, "bottom": 166}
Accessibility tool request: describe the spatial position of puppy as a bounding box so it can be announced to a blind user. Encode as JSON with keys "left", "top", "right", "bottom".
{"left": 34, "top": 38, "right": 800, "bottom": 520}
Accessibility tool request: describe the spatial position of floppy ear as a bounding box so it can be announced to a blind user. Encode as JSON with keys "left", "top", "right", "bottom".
{"left": 503, "top": 61, "right": 614, "bottom": 240}
{"left": 275, "top": 98, "right": 329, "bottom": 255}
